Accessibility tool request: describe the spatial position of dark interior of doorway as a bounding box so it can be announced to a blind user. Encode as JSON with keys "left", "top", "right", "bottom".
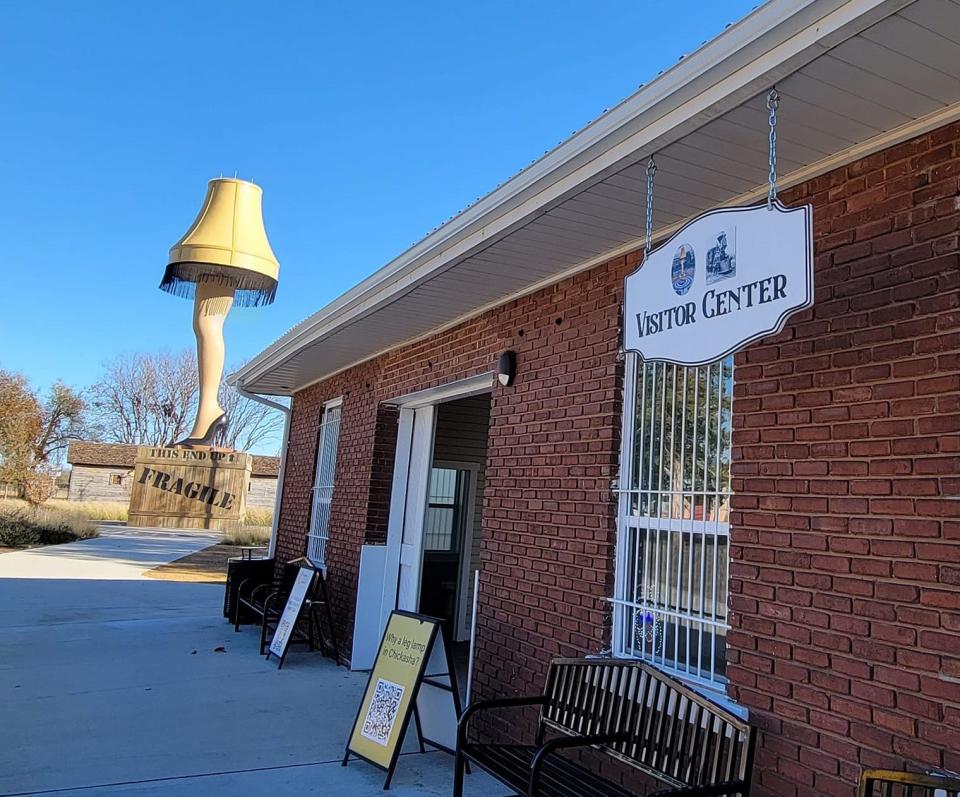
{"left": 417, "top": 392, "right": 490, "bottom": 693}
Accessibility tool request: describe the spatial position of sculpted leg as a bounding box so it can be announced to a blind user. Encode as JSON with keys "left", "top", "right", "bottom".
{"left": 187, "top": 278, "right": 235, "bottom": 441}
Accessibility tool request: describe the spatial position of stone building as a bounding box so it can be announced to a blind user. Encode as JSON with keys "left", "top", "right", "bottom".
{"left": 232, "top": 1, "right": 960, "bottom": 793}
{"left": 66, "top": 441, "right": 280, "bottom": 509}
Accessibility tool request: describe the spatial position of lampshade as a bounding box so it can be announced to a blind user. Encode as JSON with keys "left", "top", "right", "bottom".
{"left": 160, "top": 178, "right": 280, "bottom": 307}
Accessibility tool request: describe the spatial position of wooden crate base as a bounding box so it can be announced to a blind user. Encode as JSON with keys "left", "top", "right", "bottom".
{"left": 127, "top": 446, "right": 252, "bottom": 532}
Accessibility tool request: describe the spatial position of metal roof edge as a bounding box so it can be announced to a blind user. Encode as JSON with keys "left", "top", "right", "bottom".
{"left": 234, "top": 0, "right": 911, "bottom": 393}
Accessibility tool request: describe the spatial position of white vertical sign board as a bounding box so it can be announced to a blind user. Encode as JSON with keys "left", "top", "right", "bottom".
{"left": 624, "top": 201, "right": 813, "bottom": 365}
{"left": 268, "top": 566, "right": 314, "bottom": 659}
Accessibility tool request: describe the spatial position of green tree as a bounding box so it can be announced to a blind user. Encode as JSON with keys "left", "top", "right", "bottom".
{"left": 0, "top": 371, "right": 41, "bottom": 486}
{"left": 0, "top": 370, "right": 86, "bottom": 503}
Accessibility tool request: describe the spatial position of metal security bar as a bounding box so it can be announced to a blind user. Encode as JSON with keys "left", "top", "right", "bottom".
{"left": 613, "top": 355, "right": 733, "bottom": 688}
{"left": 307, "top": 401, "right": 342, "bottom": 566}
{"left": 423, "top": 467, "right": 466, "bottom": 551}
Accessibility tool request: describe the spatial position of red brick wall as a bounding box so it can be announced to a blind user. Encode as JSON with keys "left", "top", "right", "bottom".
{"left": 275, "top": 123, "right": 959, "bottom": 791}
{"left": 275, "top": 360, "right": 388, "bottom": 629}
{"left": 727, "top": 122, "right": 960, "bottom": 796}
{"left": 276, "top": 255, "right": 631, "bottom": 676}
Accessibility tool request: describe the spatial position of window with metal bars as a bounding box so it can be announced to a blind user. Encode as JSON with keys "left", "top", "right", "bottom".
{"left": 307, "top": 400, "right": 342, "bottom": 566}
{"left": 613, "top": 355, "right": 733, "bottom": 690}
{"left": 423, "top": 467, "right": 467, "bottom": 552}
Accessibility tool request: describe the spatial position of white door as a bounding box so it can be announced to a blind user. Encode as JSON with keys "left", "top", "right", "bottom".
{"left": 396, "top": 404, "right": 436, "bottom": 611}
{"left": 363, "top": 374, "right": 492, "bottom": 654}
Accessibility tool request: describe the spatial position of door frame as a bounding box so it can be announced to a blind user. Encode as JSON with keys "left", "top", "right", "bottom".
{"left": 374, "top": 373, "right": 493, "bottom": 647}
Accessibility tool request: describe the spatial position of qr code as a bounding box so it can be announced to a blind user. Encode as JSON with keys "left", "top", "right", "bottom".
{"left": 361, "top": 678, "right": 405, "bottom": 746}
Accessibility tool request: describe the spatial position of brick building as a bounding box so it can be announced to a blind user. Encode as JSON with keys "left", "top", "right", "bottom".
{"left": 233, "top": 1, "right": 959, "bottom": 794}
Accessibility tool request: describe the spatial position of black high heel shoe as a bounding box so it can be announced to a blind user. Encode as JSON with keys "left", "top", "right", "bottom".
{"left": 170, "top": 413, "right": 229, "bottom": 448}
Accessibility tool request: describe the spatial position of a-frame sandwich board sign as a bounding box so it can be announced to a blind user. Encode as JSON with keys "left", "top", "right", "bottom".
{"left": 343, "top": 611, "right": 464, "bottom": 789}
{"left": 265, "top": 560, "right": 316, "bottom": 670}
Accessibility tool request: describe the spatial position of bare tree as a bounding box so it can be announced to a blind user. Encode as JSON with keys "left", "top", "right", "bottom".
{"left": 218, "top": 382, "right": 285, "bottom": 453}
{"left": 88, "top": 351, "right": 196, "bottom": 446}
{"left": 88, "top": 351, "right": 284, "bottom": 452}
{"left": 35, "top": 382, "right": 87, "bottom": 463}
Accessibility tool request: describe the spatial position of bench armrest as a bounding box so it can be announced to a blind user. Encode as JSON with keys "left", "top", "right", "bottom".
{"left": 457, "top": 696, "right": 548, "bottom": 750}
{"left": 650, "top": 781, "right": 750, "bottom": 797}
{"left": 528, "top": 733, "right": 634, "bottom": 796}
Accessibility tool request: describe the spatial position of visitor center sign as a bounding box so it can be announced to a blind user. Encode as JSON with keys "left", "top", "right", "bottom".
{"left": 623, "top": 201, "right": 813, "bottom": 365}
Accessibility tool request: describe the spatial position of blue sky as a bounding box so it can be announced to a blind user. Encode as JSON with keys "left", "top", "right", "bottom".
{"left": 0, "top": 1, "right": 758, "bottom": 452}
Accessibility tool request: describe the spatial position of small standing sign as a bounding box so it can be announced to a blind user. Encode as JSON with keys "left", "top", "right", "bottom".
{"left": 266, "top": 562, "right": 316, "bottom": 669}
{"left": 343, "top": 611, "right": 464, "bottom": 790}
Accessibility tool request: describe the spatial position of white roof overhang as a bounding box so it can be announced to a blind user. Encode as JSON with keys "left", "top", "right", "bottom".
{"left": 234, "top": 0, "right": 960, "bottom": 395}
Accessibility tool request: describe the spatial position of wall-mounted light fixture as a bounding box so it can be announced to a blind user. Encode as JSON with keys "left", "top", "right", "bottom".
{"left": 497, "top": 350, "right": 517, "bottom": 387}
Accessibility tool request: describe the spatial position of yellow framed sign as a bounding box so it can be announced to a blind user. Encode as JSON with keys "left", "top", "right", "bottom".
{"left": 343, "top": 611, "right": 463, "bottom": 789}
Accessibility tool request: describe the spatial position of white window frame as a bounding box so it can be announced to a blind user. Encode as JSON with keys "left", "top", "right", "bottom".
{"left": 432, "top": 459, "right": 481, "bottom": 642}
{"left": 612, "top": 352, "right": 734, "bottom": 699}
{"left": 307, "top": 397, "right": 342, "bottom": 567}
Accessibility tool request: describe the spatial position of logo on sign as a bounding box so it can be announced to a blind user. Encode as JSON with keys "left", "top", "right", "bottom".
{"left": 706, "top": 230, "right": 736, "bottom": 285}
{"left": 671, "top": 244, "right": 695, "bottom": 295}
{"left": 623, "top": 201, "right": 813, "bottom": 366}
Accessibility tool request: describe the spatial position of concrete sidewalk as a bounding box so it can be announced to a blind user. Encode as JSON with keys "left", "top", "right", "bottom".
{"left": 0, "top": 526, "right": 221, "bottom": 581}
{"left": 0, "top": 529, "right": 499, "bottom": 796}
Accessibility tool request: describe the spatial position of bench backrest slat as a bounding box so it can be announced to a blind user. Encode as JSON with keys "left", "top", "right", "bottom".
{"left": 541, "top": 659, "right": 753, "bottom": 789}
{"left": 859, "top": 770, "right": 960, "bottom": 797}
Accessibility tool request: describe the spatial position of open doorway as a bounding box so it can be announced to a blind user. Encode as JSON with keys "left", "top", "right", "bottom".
{"left": 418, "top": 394, "right": 490, "bottom": 644}
{"left": 354, "top": 376, "right": 492, "bottom": 678}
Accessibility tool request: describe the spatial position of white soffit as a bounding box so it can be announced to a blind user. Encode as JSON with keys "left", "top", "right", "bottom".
{"left": 236, "top": 0, "right": 960, "bottom": 395}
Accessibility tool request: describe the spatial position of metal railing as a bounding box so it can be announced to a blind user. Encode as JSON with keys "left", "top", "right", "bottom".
{"left": 307, "top": 403, "right": 341, "bottom": 566}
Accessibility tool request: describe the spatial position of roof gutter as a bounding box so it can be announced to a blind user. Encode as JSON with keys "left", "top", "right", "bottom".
{"left": 236, "top": 386, "right": 290, "bottom": 558}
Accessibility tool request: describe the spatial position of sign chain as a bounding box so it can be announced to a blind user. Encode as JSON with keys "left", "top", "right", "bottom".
{"left": 645, "top": 155, "right": 657, "bottom": 255}
{"left": 767, "top": 88, "right": 780, "bottom": 209}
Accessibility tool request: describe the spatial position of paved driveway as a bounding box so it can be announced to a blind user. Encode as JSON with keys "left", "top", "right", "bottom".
{"left": 0, "top": 528, "right": 498, "bottom": 796}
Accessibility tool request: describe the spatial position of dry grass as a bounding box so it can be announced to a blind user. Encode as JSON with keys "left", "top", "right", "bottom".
{"left": 243, "top": 507, "right": 273, "bottom": 527}
{"left": 222, "top": 525, "right": 271, "bottom": 547}
{"left": 145, "top": 543, "right": 243, "bottom": 583}
{"left": 0, "top": 500, "right": 98, "bottom": 547}
{"left": 46, "top": 499, "right": 129, "bottom": 521}
{"left": 0, "top": 497, "right": 271, "bottom": 548}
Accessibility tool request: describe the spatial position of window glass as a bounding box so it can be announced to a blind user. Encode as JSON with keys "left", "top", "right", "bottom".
{"left": 423, "top": 467, "right": 466, "bottom": 552}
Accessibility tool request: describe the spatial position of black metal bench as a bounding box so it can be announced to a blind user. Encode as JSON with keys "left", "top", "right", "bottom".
{"left": 859, "top": 770, "right": 960, "bottom": 796}
{"left": 455, "top": 658, "right": 755, "bottom": 797}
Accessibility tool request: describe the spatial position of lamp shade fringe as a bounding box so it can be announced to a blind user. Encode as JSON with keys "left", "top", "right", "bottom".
{"left": 159, "top": 263, "right": 277, "bottom": 308}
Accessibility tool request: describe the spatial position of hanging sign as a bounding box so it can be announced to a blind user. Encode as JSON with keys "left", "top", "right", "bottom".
{"left": 624, "top": 201, "right": 813, "bottom": 366}
{"left": 343, "top": 611, "right": 464, "bottom": 790}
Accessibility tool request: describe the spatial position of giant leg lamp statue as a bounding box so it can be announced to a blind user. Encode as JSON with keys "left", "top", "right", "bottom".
{"left": 160, "top": 178, "right": 280, "bottom": 447}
